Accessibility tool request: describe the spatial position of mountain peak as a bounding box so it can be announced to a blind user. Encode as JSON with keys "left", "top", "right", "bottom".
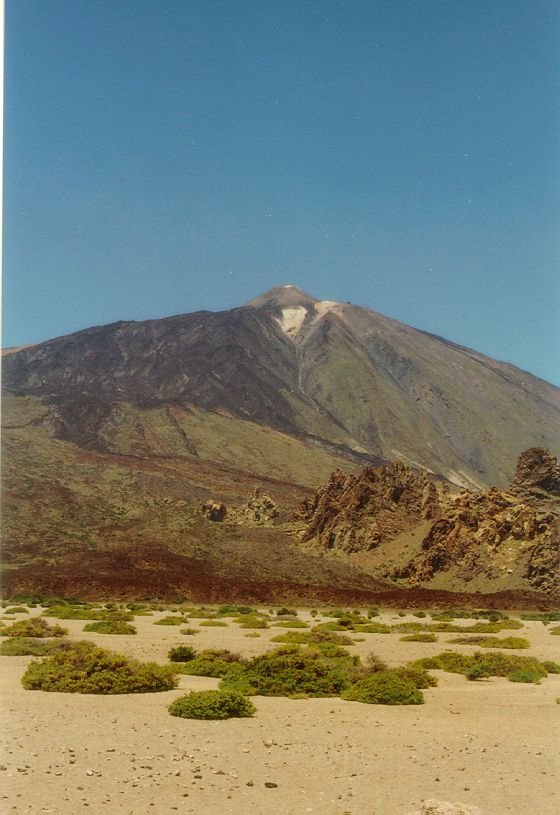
{"left": 246, "top": 285, "right": 319, "bottom": 310}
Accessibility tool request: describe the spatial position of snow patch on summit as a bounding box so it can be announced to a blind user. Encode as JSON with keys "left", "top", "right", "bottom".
{"left": 274, "top": 306, "right": 308, "bottom": 337}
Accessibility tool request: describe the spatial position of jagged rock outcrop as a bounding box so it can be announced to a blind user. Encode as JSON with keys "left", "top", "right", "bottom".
{"left": 510, "top": 447, "right": 560, "bottom": 501}
{"left": 297, "top": 449, "right": 560, "bottom": 596}
{"left": 294, "top": 462, "right": 447, "bottom": 553}
{"left": 201, "top": 500, "right": 227, "bottom": 522}
{"left": 396, "top": 486, "right": 559, "bottom": 593}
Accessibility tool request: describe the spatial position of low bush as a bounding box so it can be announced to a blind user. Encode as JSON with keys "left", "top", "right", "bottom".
{"left": 83, "top": 621, "right": 137, "bottom": 635}
{"left": 400, "top": 632, "right": 438, "bottom": 643}
{"left": 506, "top": 667, "right": 544, "bottom": 683}
{"left": 413, "top": 611, "right": 427, "bottom": 618}
{"left": 521, "top": 612, "right": 560, "bottom": 622}
{"left": 428, "top": 620, "right": 523, "bottom": 634}
{"left": 236, "top": 616, "right": 268, "bottom": 629}
{"left": 342, "top": 671, "right": 424, "bottom": 705}
{"left": 42, "top": 605, "right": 134, "bottom": 621}
{"left": 199, "top": 620, "right": 228, "bottom": 627}
{"left": 169, "top": 645, "right": 197, "bottom": 662}
{"left": 448, "top": 636, "right": 529, "bottom": 649}
{"left": 419, "top": 650, "right": 549, "bottom": 683}
{"left": 549, "top": 625, "right": 560, "bottom": 636}
{"left": 174, "top": 649, "right": 245, "bottom": 678}
{"left": 169, "top": 689, "right": 255, "bottom": 720}
{"left": 217, "top": 604, "right": 255, "bottom": 617}
{"left": 353, "top": 623, "right": 391, "bottom": 634}
{"left": 395, "top": 665, "right": 438, "bottom": 688}
{"left": 42, "top": 605, "right": 133, "bottom": 622}
{"left": 414, "top": 652, "right": 472, "bottom": 674}
{"left": 0, "top": 617, "right": 67, "bottom": 638}
{"left": 276, "top": 608, "right": 298, "bottom": 617}
{"left": 154, "top": 616, "right": 185, "bottom": 626}
{"left": 4, "top": 606, "right": 29, "bottom": 614}
{"left": 271, "top": 629, "right": 354, "bottom": 647}
{"left": 0, "top": 637, "right": 79, "bottom": 656}
{"left": 21, "top": 642, "right": 177, "bottom": 693}
{"left": 541, "top": 660, "right": 560, "bottom": 674}
{"left": 367, "top": 608, "right": 380, "bottom": 618}
{"left": 180, "top": 627, "right": 199, "bottom": 636}
{"left": 220, "top": 647, "right": 350, "bottom": 697}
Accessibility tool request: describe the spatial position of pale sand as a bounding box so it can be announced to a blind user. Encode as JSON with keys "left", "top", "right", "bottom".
{"left": 1, "top": 609, "right": 559, "bottom": 815}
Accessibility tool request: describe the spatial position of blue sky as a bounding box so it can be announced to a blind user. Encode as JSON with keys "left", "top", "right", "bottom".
{"left": 3, "top": 0, "right": 560, "bottom": 385}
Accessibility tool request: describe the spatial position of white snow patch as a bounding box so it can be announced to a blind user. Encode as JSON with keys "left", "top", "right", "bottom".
{"left": 274, "top": 306, "right": 308, "bottom": 337}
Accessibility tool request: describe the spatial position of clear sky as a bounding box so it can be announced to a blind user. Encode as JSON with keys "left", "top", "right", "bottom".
{"left": 3, "top": 0, "right": 560, "bottom": 385}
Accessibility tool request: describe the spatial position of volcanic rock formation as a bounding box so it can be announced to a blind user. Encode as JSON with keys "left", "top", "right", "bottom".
{"left": 297, "top": 449, "right": 560, "bottom": 597}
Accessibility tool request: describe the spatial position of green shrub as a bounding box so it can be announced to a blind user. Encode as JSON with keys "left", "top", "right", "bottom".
{"left": 400, "top": 632, "right": 438, "bottom": 643}
{"left": 1, "top": 617, "right": 67, "bottom": 638}
{"left": 83, "top": 621, "right": 137, "bottom": 635}
{"left": 414, "top": 652, "right": 472, "bottom": 674}
{"left": 169, "top": 645, "right": 197, "bottom": 662}
{"left": 353, "top": 623, "right": 391, "bottom": 634}
{"left": 180, "top": 627, "right": 199, "bottom": 636}
{"left": 174, "top": 649, "right": 245, "bottom": 678}
{"left": 21, "top": 642, "right": 177, "bottom": 694}
{"left": 276, "top": 608, "right": 298, "bottom": 617}
{"left": 395, "top": 665, "right": 437, "bottom": 688}
{"left": 271, "top": 629, "right": 354, "bottom": 647}
{"left": 4, "top": 606, "right": 29, "bottom": 614}
{"left": 236, "top": 616, "right": 268, "bottom": 629}
{"left": 220, "top": 648, "right": 350, "bottom": 697}
{"left": 428, "top": 620, "right": 523, "bottom": 634}
{"left": 549, "top": 625, "right": 560, "bottom": 635}
{"left": 199, "top": 620, "right": 228, "bottom": 627}
{"left": 169, "top": 690, "right": 255, "bottom": 720}
{"left": 413, "top": 611, "right": 427, "bottom": 618}
{"left": 0, "top": 637, "right": 81, "bottom": 656}
{"left": 367, "top": 608, "right": 380, "bottom": 618}
{"left": 154, "top": 616, "right": 184, "bottom": 626}
{"left": 316, "top": 620, "right": 355, "bottom": 632}
{"left": 43, "top": 605, "right": 133, "bottom": 622}
{"left": 342, "top": 671, "right": 424, "bottom": 705}
{"left": 443, "top": 651, "right": 549, "bottom": 682}
{"left": 217, "top": 604, "right": 255, "bottom": 617}
{"left": 448, "top": 636, "right": 530, "bottom": 649}
{"left": 244, "top": 631, "right": 260, "bottom": 638}
{"left": 542, "top": 660, "right": 560, "bottom": 674}
{"left": 521, "top": 612, "right": 560, "bottom": 622}
{"left": 4, "top": 594, "right": 42, "bottom": 606}
{"left": 507, "top": 668, "right": 543, "bottom": 684}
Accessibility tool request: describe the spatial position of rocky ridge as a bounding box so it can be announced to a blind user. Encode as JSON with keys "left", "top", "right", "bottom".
{"left": 295, "top": 448, "right": 560, "bottom": 597}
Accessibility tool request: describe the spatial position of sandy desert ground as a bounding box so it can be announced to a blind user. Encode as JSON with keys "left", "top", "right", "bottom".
{"left": 1, "top": 606, "right": 559, "bottom": 815}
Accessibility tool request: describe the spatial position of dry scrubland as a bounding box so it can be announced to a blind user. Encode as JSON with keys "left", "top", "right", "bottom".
{"left": 1, "top": 603, "right": 559, "bottom": 815}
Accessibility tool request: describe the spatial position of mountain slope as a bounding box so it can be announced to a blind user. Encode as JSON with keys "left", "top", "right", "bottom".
{"left": 4, "top": 285, "right": 559, "bottom": 488}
